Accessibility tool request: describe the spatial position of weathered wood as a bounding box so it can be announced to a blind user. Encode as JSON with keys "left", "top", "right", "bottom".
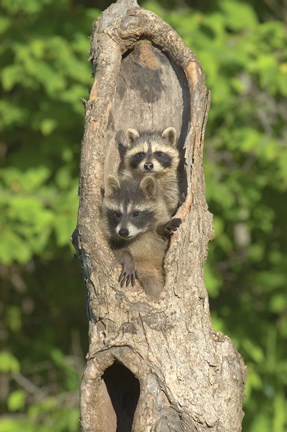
{"left": 74, "top": 1, "right": 246, "bottom": 431}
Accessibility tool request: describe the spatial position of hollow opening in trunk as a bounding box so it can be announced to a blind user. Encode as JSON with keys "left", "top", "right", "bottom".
{"left": 103, "top": 361, "right": 140, "bottom": 432}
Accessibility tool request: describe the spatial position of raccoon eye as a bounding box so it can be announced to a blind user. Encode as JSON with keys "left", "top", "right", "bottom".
{"left": 113, "top": 211, "right": 121, "bottom": 219}
{"left": 135, "top": 152, "right": 145, "bottom": 160}
{"left": 132, "top": 211, "right": 140, "bottom": 218}
{"left": 155, "top": 151, "right": 163, "bottom": 158}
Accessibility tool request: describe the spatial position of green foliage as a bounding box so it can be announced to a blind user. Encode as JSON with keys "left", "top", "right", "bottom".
{"left": 0, "top": 0, "right": 95, "bottom": 265}
{"left": 8, "top": 391, "right": 26, "bottom": 412}
{"left": 0, "top": 0, "right": 95, "bottom": 429}
{"left": 1, "top": 0, "right": 286, "bottom": 430}
{"left": 0, "top": 352, "right": 20, "bottom": 373}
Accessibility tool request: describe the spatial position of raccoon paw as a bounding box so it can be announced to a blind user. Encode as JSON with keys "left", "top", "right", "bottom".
{"left": 118, "top": 268, "right": 138, "bottom": 288}
{"left": 159, "top": 218, "right": 182, "bottom": 237}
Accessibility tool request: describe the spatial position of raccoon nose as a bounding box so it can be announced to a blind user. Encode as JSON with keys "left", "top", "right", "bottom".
{"left": 144, "top": 162, "right": 154, "bottom": 170}
{"left": 119, "top": 228, "right": 129, "bottom": 238}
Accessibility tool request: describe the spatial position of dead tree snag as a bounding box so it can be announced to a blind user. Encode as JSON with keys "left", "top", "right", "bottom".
{"left": 73, "top": 1, "right": 246, "bottom": 431}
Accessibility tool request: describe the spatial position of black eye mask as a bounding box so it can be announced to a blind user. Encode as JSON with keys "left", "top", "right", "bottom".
{"left": 154, "top": 151, "right": 172, "bottom": 168}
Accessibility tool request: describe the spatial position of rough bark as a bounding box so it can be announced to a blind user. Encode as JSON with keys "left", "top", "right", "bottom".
{"left": 73, "top": 1, "right": 247, "bottom": 431}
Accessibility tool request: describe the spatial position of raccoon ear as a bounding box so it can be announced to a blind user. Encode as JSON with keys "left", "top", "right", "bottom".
{"left": 106, "top": 176, "right": 120, "bottom": 195}
{"left": 140, "top": 176, "right": 157, "bottom": 198}
{"left": 126, "top": 129, "right": 140, "bottom": 147}
{"left": 162, "top": 127, "right": 177, "bottom": 147}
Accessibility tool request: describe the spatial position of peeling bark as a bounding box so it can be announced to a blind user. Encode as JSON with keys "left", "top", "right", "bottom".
{"left": 73, "top": 1, "right": 246, "bottom": 431}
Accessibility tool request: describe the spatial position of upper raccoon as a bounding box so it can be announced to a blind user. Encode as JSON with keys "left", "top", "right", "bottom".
{"left": 118, "top": 127, "right": 180, "bottom": 216}
{"left": 101, "top": 175, "right": 181, "bottom": 298}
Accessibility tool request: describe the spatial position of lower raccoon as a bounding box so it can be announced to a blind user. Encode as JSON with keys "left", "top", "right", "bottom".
{"left": 118, "top": 127, "right": 180, "bottom": 216}
{"left": 101, "top": 175, "right": 181, "bottom": 298}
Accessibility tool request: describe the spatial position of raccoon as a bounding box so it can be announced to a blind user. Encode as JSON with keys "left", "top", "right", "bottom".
{"left": 101, "top": 175, "right": 181, "bottom": 298}
{"left": 118, "top": 127, "right": 180, "bottom": 216}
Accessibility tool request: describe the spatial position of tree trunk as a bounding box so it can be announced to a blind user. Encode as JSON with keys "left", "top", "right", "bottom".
{"left": 73, "top": 1, "right": 246, "bottom": 431}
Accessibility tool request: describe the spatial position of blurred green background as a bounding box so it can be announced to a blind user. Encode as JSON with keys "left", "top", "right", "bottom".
{"left": 0, "top": 0, "right": 286, "bottom": 430}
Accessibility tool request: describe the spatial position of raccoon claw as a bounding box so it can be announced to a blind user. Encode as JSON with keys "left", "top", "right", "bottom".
{"left": 131, "top": 270, "right": 138, "bottom": 286}
{"left": 158, "top": 218, "right": 182, "bottom": 237}
{"left": 119, "top": 269, "right": 138, "bottom": 288}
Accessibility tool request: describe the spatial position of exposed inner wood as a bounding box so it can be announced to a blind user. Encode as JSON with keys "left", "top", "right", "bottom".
{"left": 105, "top": 39, "right": 189, "bottom": 199}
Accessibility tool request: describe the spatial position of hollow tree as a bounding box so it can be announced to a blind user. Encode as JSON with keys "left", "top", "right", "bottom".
{"left": 72, "top": 1, "right": 247, "bottom": 431}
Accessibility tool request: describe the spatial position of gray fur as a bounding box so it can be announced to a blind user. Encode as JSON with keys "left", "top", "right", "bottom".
{"left": 119, "top": 128, "right": 180, "bottom": 216}
{"left": 101, "top": 175, "right": 179, "bottom": 298}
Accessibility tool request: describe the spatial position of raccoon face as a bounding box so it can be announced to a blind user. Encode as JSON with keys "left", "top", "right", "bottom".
{"left": 106, "top": 203, "right": 154, "bottom": 239}
{"left": 124, "top": 128, "right": 179, "bottom": 175}
{"left": 102, "top": 176, "right": 157, "bottom": 241}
